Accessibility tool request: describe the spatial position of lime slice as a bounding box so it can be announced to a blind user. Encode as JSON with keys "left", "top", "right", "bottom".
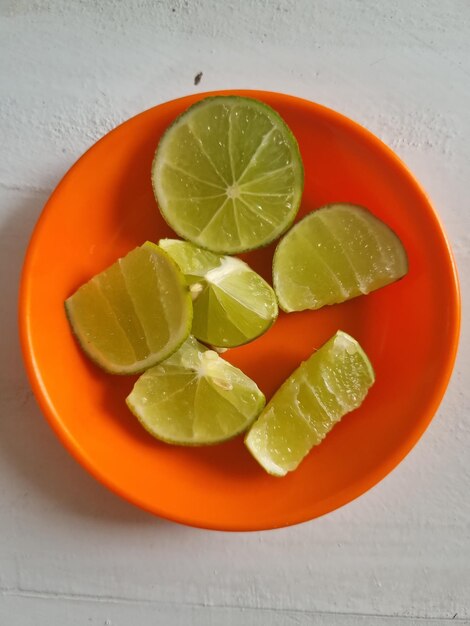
{"left": 273, "top": 203, "right": 408, "bottom": 312}
{"left": 159, "top": 238, "right": 278, "bottom": 348}
{"left": 152, "top": 96, "right": 304, "bottom": 254}
{"left": 126, "top": 336, "right": 265, "bottom": 445}
{"left": 65, "top": 242, "right": 192, "bottom": 374}
{"left": 245, "top": 331, "right": 375, "bottom": 476}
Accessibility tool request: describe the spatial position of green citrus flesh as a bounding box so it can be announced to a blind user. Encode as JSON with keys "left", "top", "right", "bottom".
{"left": 245, "top": 331, "right": 375, "bottom": 476}
{"left": 65, "top": 242, "right": 192, "bottom": 374}
{"left": 273, "top": 204, "right": 408, "bottom": 312}
{"left": 152, "top": 96, "right": 304, "bottom": 254}
{"left": 126, "top": 336, "right": 265, "bottom": 445}
{"left": 159, "top": 238, "right": 278, "bottom": 348}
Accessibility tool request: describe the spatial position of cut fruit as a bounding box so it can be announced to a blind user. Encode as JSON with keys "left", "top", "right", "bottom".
{"left": 273, "top": 203, "right": 408, "bottom": 312}
{"left": 65, "top": 242, "right": 192, "bottom": 374}
{"left": 245, "top": 331, "right": 375, "bottom": 476}
{"left": 126, "top": 336, "right": 265, "bottom": 445}
{"left": 152, "top": 96, "right": 304, "bottom": 254}
{"left": 159, "top": 238, "right": 278, "bottom": 348}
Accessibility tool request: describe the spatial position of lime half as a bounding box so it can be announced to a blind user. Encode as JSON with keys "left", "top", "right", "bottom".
{"left": 245, "top": 331, "right": 375, "bottom": 476}
{"left": 152, "top": 96, "right": 304, "bottom": 254}
{"left": 127, "top": 336, "right": 265, "bottom": 445}
{"left": 65, "top": 242, "right": 192, "bottom": 374}
{"left": 159, "top": 238, "right": 278, "bottom": 348}
{"left": 273, "top": 204, "right": 408, "bottom": 312}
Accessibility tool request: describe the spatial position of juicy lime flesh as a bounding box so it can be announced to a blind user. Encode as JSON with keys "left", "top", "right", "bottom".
{"left": 273, "top": 204, "right": 408, "bottom": 312}
{"left": 152, "top": 96, "right": 304, "bottom": 254}
{"left": 245, "top": 331, "right": 375, "bottom": 476}
{"left": 159, "top": 238, "right": 278, "bottom": 347}
{"left": 126, "top": 336, "right": 266, "bottom": 445}
{"left": 65, "top": 242, "right": 192, "bottom": 374}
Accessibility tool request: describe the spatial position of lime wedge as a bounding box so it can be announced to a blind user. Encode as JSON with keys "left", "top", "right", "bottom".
{"left": 245, "top": 331, "right": 375, "bottom": 476}
{"left": 159, "top": 238, "right": 278, "bottom": 348}
{"left": 273, "top": 203, "right": 408, "bottom": 312}
{"left": 126, "top": 336, "right": 265, "bottom": 445}
{"left": 152, "top": 96, "right": 304, "bottom": 254}
{"left": 65, "top": 242, "right": 192, "bottom": 374}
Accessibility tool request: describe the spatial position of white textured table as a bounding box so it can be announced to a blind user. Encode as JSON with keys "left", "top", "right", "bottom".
{"left": 1, "top": 1, "right": 469, "bottom": 624}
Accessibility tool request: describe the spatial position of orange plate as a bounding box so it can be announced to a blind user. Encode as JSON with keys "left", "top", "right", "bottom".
{"left": 19, "top": 90, "right": 460, "bottom": 530}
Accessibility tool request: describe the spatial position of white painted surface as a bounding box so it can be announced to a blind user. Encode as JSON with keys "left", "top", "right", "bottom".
{"left": 1, "top": 1, "right": 469, "bottom": 624}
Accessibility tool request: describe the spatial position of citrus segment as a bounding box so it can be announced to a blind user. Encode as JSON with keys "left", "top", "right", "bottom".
{"left": 159, "top": 238, "right": 278, "bottom": 348}
{"left": 245, "top": 331, "right": 375, "bottom": 476}
{"left": 273, "top": 204, "right": 408, "bottom": 312}
{"left": 127, "top": 336, "right": 265, "bottom": 445}
{"left": 65, "top": 242, "right": 192, "bottom": 374}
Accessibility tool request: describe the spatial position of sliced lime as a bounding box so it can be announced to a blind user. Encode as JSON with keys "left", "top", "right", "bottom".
{"left": 152, "top": 96, "right": 304, "bottom": 254}
{"left": 65, "top": 242, "right": 192, "bottom": 374}
{"left": 245, "top": 331, "right": 375, "bottom": 476}
{"left": 159, "top": 238, "right": 278, "bottom": 348}
{"left": 126, "top": 336, "right": 265, "bottom": 445}
{"left": 273, "top": 203, "right": 408, "bottom": 312}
